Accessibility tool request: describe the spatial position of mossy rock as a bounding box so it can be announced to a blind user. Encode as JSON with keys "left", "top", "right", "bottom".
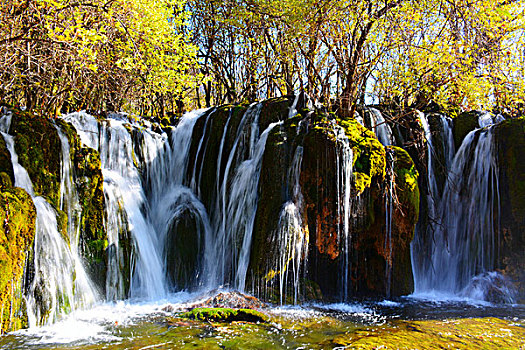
{"left": 180, "top": 307, "right": 269, "bottom": 323}
{"left": 391, "top": 146, "right": 420, "bottom": 219}
{"left": 0, "top": 136, "right": 14, "bottom": 185}
{"left": 258, "top": 97, "right": 292, "bottom": 130}
{"left": 390, "top": 146, "right": 419, "bottom": 295}
{"left": 0, "top": 186, "right": 36, "bottom": 334}
{"left": 453, "top": 110, "right": 479, "bottom": 147}
{"left": 249, "top": 119, "right": 303, "bottom": 298}
{"left": 10, "top": 109, "right": 62, "bottom": 208}
{"left": 338, "top": 118, "right": 386, "bottom": 194}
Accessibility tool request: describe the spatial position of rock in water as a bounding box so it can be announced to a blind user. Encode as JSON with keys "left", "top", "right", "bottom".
{"left": 193, "top": 290, "right": 267, "bottom": 310}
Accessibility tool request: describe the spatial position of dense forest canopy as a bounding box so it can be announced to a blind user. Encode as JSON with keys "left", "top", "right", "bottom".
{"left": 1, "top": 0, "right": 524, "bottom": 117}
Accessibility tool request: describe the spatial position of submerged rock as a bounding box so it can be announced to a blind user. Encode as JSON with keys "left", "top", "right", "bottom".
{"left": 334, "top": 317, "right": 525, "bottom": 349}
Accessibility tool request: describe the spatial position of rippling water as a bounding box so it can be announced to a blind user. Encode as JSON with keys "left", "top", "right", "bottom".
{"left": 1, "top": 291, "right": 523, "bottom": 349}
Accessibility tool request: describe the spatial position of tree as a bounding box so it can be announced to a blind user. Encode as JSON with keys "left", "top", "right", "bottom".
{"left": 188, "top": 0, "right": 525, "bottom": 115}
{"left": 0, "top": 0, "right": 202, "bottom": 117}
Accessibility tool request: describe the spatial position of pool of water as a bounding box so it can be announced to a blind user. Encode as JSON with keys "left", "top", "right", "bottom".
{"left": 1, "top": 292, "right": 524, "bottom": 349}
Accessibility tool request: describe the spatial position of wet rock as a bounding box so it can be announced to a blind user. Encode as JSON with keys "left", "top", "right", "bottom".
{"left": 334, "top": 317, "right": 525, "bottom": 349}
{"left": 54, "top": 118, "right": 107, "bottom": 291}
{"left": 10, "top": 110, "right": 62, "bottom": 208}
{"left": 461, "top": 272, "right": 517, "bottom": 304}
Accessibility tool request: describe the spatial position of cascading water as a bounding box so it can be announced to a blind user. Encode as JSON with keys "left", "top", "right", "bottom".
{"left": 366, "top": 108, "right": 393, "bottom": 146}
{"left": 270, "top": 146, "right": 309, "bottom": 304}
{"left": 412, "top": 112, "right": 455, "bottom": 293}
{"left": 195, "top": 104, "right": 281, "bottom": 291}
{"left": 417, "top": 112, "right": 455, "bottom": 224}
{"left": 334, "top": 123, "right": 353, "bottom": 301}
{"left": 62, "top": 112, "right": 169, "bottom": 300}
{"left": 431, "top": 128, "right": 500, "bottom": 292}
{"left": 0, "top": 116, "right": 96, "bottom": 326}
{"left": 63, "top": 105, "right": 278, "bottom": 297}
{"left": 414, "top": 112, "right": 514, "bottom": 302}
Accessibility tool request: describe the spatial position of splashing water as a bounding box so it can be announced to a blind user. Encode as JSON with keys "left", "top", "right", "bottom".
{"left": 415, "top": 120, "right": 510, "bottom": 302}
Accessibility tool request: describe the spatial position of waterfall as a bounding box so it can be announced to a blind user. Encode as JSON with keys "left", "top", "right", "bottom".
{"left": 366, "top": 108, "right": 393, "bottom": 146}
{"left": 334, "top": 123, "right": 353, "bottom": 301}
{"left": 270, "top": 146, "right": 309, "bottom": 304}
{"left": 414, "top": 110, "right": 515, "bottom": 301}
{"left": 63, "top": 105, "right": 277, "bottom": 296}
{"left": 417, "top": 112, "right": 455, "bottom": 222}
{"left": 412, "top": 112, "right": 455, "bottom": 293}
{"left": 62, "top": 112, "right": 170, "bottom": 300}
{"left": 0, "top": 118, "right": 96, "bottom": 326}
{"left": 198, "top": 104, "right": 280, "bottom": 290}
{"left": 430, "top": 128, "right": 500, "bottom": 293}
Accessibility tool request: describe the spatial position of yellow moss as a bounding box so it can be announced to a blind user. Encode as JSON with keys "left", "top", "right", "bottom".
{"left": 338, "top": 118, "right": 386, "bottom": 194}
{"left": 353, "top": 172, "right": 371, "bottom": 194}
{"left": 0, "top": 186, "right": 36, "bottom": 334}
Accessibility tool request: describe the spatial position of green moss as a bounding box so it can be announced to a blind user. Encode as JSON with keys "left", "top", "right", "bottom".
{"left": 249, "top": 124, "right": 291, "bottom": 293}
{"left": 338, "top": 118, "right": 386, "bottom": 194}
{"left": 10, "top": 110, "right": 62, "bottom": 208}
{"left": 0, "top": 186, "right": 36, "bottom": 334}
{"left": 54, "top": 119, "right": 107, "bottom": 288}
{"left": 259, "top": 97, "right": 292, "bottom": 130}
{"left": 0, "top": 172, "right": 12, "bottom": 188}
{"left": 180, "top": 308, "right": 269, "bottom": 323}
